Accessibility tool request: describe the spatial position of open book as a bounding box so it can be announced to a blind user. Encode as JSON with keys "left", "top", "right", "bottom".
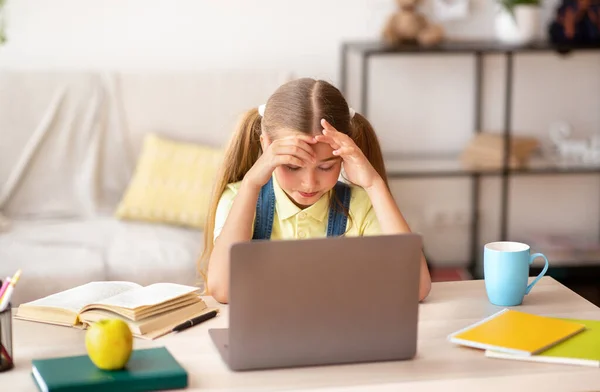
{"left": 15, "top": 281, "right": 216, "bottom": 340}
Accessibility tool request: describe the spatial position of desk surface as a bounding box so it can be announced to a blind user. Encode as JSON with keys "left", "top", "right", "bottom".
{"left": 5, "top": 277, "right": 600, "bottom": 391}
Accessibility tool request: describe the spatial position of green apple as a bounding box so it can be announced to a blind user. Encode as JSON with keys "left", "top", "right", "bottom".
{"left": 85, "top": 319, "right": 133, "bottom": 370}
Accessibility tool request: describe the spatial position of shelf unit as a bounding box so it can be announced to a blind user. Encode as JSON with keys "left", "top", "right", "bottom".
{"left": 340, "top": 40, "right": 600, "bottom": 278}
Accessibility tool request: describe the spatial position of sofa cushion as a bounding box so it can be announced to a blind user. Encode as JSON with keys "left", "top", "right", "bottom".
{"left": 0, "top": 218, "right": 114, "bottom": 305}
{"left": 0, "top": 238, "right": 105, "bottom": 306}
{"left": 3, "top": 218, "right": 115, "bottom": 249}
{"left": 105, "top": 219, "right": 203, "bottom": 289}
{"left": 115, "top": 133, "right": 223, "bottom": 230}
{"left": 0, "top": 217, "right": 204, "bottom": 305}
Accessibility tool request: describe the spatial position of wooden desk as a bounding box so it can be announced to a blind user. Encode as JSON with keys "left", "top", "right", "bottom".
{"left": 5, "top": 277, "right": 600, "bottom": 391}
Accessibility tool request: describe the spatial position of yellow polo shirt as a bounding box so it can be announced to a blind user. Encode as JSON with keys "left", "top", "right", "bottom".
{"left": 213, "top": 175, "right": 381, "bottom": 241}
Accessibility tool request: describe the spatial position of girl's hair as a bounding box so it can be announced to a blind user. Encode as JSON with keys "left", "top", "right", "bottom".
{"left": 198, "top": 78, "right": 388, "bottom": 282}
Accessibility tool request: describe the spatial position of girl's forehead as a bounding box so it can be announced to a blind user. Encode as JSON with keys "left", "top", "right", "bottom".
{"left": 276, "top": 129, "right": 336, "bottom": 160}
{"left": 312, "top": 141, "right": 335, "bottom": 160}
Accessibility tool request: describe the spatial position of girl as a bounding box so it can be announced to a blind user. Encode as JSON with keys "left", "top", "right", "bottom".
{"left": 200, "top": 78, "right": 431, "bottom": 303}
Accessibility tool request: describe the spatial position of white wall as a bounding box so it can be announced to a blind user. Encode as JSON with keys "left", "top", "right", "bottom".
{"left": 0, "top": 0, "right": 396, "bottom": 75}
{"left": 1, "top": 0, "right": 599, "bottom": 270}
{"left": 0, "top": 0, "right": 564, "bottom": 73}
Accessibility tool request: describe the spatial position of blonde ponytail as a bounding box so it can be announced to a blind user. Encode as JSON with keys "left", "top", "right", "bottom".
{"left": 198, "top": 108, "right": 262, "bottom": 282}
{"left": 349, "top": 113, "right": 388, "bottom": 187}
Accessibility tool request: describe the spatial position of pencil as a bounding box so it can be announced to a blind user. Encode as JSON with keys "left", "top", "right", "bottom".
{"left": 0, "top": 343, "right": 12, "bottom": 365}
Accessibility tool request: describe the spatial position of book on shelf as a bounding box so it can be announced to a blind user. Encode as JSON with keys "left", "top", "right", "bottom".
{"left": 15, "top": 281, "right": 216, "bottom": 340}
{"left": 448, "top": 308, "right": 586, "bottom": 356}
{"left": 460, "top": 132, "right": 540, "bottom": 169}
{"left": 485, "top": 318, "right": 600, "bottom": 367}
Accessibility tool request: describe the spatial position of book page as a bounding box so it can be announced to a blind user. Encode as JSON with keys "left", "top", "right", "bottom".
{"left": 93, "top": 283, "right": 200, "bottom": 310}
{"left": 23, "top": 281, "right": 142, "bottom": 314}
{"left": 80, "top": 301, "right": 209, "bottom": 335}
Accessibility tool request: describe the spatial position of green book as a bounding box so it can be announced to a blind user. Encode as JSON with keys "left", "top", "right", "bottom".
{"left": 485, "top": 318, "right": 600, "bottom": 367}
{"left": 31, "top": 347, "right": 188, "bottom": 392}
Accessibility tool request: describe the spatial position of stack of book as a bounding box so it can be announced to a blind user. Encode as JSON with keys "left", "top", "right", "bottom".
{"left": 460, "top": 132, "right": 540, "bottom": 170}
{"left": 15, "top": 281, "right": 216, "bottom": 340}
{"left": 448, "top": 308, "right": 600, "bottom": 367}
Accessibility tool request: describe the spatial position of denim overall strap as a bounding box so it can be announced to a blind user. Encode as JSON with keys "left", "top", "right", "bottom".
{"left": 252, "top": 177, "right": 276, "bottom": 240}
{"left": 253, "top": 179, "right": 351, "bottom": 240}
{"left": 326, "top": 181, "right": 351, "bottom": 237}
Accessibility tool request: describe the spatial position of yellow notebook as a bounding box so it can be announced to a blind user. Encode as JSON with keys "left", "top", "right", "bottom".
{"left": 448, "top": 309, "right": 586, "bottom": 356}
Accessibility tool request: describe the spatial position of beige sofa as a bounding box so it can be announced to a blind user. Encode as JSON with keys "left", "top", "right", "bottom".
{"left": 0, "top": 69, "right": 289, "bottom": 305}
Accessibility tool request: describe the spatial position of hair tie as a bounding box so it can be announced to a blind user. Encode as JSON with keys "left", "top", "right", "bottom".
{"left": 258, "top": 104, "right": 266, "bottom": 117}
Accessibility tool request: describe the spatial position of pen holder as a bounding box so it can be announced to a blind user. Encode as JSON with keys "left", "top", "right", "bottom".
{"left": 0, "top": 303, "right": 14, "bottom": 372}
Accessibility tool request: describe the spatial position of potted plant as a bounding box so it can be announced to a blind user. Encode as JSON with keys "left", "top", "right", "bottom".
{"left": 0, "top": 0, "right": 6, "bottom": 45}
{"left": 495, "top": 0, "right": 541, "bottom": 45}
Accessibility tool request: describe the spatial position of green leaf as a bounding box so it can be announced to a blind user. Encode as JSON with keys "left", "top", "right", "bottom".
{"left": 498, "top": 0, "right": 517, "bottom": 19}
{"left": 497, "top": 0, "right": 539, "bottom": 22}
{"left": 498, "top": 0, "right": 539, "bottom": 10}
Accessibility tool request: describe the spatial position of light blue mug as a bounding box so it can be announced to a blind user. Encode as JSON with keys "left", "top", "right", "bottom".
{"left": 484, "top": 241, "right": 549, "bottom": 306}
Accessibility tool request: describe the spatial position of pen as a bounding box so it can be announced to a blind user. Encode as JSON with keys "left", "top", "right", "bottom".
{"left": 172, "top": 310, "right": 218, "bottom": 333}
{"left": 0, "top": 269, "right": 21, "bottom": 312}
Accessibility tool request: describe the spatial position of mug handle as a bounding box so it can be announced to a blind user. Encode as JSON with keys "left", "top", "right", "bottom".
{"left": 525, "top": 253, "right": 549, "bottom": 295}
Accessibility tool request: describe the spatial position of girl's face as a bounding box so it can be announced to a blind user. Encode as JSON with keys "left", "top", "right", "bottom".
{"left": 265, "top": 130, "right": 342, "bottom": 208}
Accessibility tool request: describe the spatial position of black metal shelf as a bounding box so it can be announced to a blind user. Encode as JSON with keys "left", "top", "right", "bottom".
{"left": 342, "top": 39, "right": 600, "bottom": 56}
{"left": 341, "top": 39, "right": 600, "bottom": 278}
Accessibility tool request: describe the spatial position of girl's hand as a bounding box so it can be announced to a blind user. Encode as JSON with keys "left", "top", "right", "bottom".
{"left": 244, "top": 135, "right": 317, "bottom": 190}
{"left": 315, "top": 119, "right": 381, "bottom": 189}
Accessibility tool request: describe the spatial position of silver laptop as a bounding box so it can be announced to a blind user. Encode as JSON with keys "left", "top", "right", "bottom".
{"left": 209, "top": 233, "right": 422, "bottom": 371}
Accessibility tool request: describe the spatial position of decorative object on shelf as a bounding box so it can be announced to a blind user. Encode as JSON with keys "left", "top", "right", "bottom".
{"left": 548, "top": 121, "right": 600, "bottom": 164}
{"left": 432, "top": 0, "right": 470, "bottom": 21}
{"left": 495, "top": 0, "right": 541, "bottom": 45}
{"left": 460, "top": 132, "right": 539, "bottom": 169}
{"left": 382, "top": 0, "right": 445, "bottom": 47}
{"left": 548, "top": 0, "right": 600, "bottom": 45}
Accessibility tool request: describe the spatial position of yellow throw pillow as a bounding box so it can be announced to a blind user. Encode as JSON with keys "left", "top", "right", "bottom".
{"left": 116, "top": 134, "right": 223, "bottom": 230}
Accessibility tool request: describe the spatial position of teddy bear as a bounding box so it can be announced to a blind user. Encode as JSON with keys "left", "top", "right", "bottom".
{"left": 549, "top": 0, "right": 600, "bottom": 44}
{"left": 382, "top": 0, "right": 445, "bottom": 47}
